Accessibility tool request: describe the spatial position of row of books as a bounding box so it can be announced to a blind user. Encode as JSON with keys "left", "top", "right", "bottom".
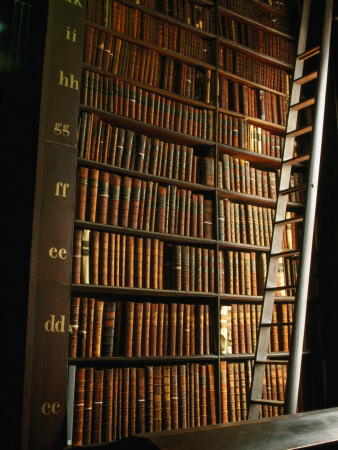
{"left": 70, "top": 363, "right": 217, "bottom": 445}
{"left": 220, "top": 302, "right": 294, "bottom": 355}
{"left": 73, "top": 230, "right": 217, "bottom": 292}
{"left": 86, "top": 0, "right": 214, "bottom": 64}
{"left": 218, "top": 153, "right": 277, "bottom": 199}
{"left": 76, "top": 168, "right": 214, "bottom": 237}
{"left": 220, "top": 360, "right": 287, "bottom": 422}
{"left": 218, "top": 15, "right": 295, "bottom": 64}
{"left": 78, "top": 113, "right": 215, "bottom": 186}
{"left": 218, "top": 0, "right": 292, "bottom": 34}
{"left": 219, "top": 78, "right": 289, "bottom": 126}
{"left": 219, "top": 44, "right": 291, "bottom": 94}
{"left": 81, "top": 70, "right": 215, "bottom": 140}
{"left": 84, "top": 28, "right": 213, "bottom": 103}
{"left": 129, "top": 0, "right": 216, "bottom": 33}
{"left": 218, "top": 250, "right": 298, "bottom": 297}
{"left": 69, "top": 297, "right": 212, "bottom": 358}
{"left": 218, "top": 200, "right": 300, "bottom": 250}
{"left": 218, "top": 199, "right": 275, "bottom": 247}
{"left": 218, "top": 113, "right": 285, "bottom": 156}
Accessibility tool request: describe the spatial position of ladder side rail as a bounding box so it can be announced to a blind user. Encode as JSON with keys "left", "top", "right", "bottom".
{"left": 248, "top": 0, "right": 312, "bottom": 420}
{"left": 285, "top": 0, "right": 334, "bottom": 415}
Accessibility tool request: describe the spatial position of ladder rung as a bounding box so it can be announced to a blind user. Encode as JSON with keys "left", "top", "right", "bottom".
{"left": 287, "top": 125, "right": 313, "bottom": 138}
{"left": 260, "top": 322, "right": 293, "bottom": 327}
{"left": 284, "top": 154, "right": 310, "bottom": 165}
{"left": 294, "top": 71, "right": 318, "bottom": 85}
{"left": 290, "top": 97, "right": 315, "bottom": 111}
{"left": 266, "top": 285, "right": 296, "bottom": 292}
{"left": 271, "top": 250, "right": 300, "bottom": 258}
{"left": 297, "top": 46, "right": 320, "bottom": 60}
{"left": 256, "top": 359, "right": 289, "bottom": 365}
{"left": 280, "top": 183, "right": 307, "bottom": 195}
{"left": 250, "top": 399, "right": 285, "bottom": 406}
{"left": 275, "top": 217, "right": 304, "bottom": 226}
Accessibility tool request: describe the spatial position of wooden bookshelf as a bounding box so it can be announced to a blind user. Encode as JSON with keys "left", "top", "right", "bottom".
{"left": 21, "top": 1, "right": 326, "bottom": 449}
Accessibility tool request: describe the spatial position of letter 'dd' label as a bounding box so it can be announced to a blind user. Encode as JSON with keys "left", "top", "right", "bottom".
{"left": 45, "top": 315, "right": 66, "bottom": 333}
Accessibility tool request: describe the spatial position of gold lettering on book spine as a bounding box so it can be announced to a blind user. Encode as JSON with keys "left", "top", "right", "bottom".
{"left": 58, "top": 70, "right": 79, "bottom": 90}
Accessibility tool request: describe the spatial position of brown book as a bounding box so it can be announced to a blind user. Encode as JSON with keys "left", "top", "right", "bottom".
{"left": 92, "top": 370, "right": 104, "bottom": 443}
{"left": 119, "top": 176, "right": 132, "bottom": 228}
{"left": 128, "top": 178, "right": 142, "bottom": 229}
{"left": 99, "top": 232, "right": 109, "bottom": 286}
{"left": 72, "top": 367, "right": 86, "bottom": 446}
{"left": 75, "top": 167, "right": 89, "bottom": 221}
{"left": 157, "top": 303, "right": 165, "bottom": 357}
{"left": 92, "top": 300, "right": 104, "bottom": 357}
{"left": 96, "top": 171, "right": 110, "bottom": 224}
{"left": 129, "top": 367, "right": 137, "bottom": 436}
{"left": 121, "top": 367, "right": 129, "bottom": 438}
{"left": 149, "top": 303, "right": 158, "bottom": 356}
{"left": 72, "top": 229, "right": 82, "bottom": 285}
{"left": 123, "top": 302, "right": 135, "bottom": 357}
{"left": 199, "top": 364, "right": 207, "bottom": 426}
{"left": 89, "top": 231, "right": 99, "bottom": 285}
{"left": 86, "top": 169, "right": 99, "bottom": 222}
{"left": 176, "top": 303, "right": 185, "bottom": 356}
{"left": 69, "top": 297, "right": 80, "bottom": 358}
{"left": 169, "top": 303, "right": 178, "bottom": 356}
{"left": 102, "top": 302, "right": 116, "bottom": 357}
{"left": 108, "top": 174, "right": 121, "bottom": 226}
{"left": 220, "top": 361, "right": 228, "bottom": 423}
{"left": 146, "top": 366, "right": 154, "bottom": 432}
{"left": 133, "top": 302, "right": 143, "bottom": 357}
{"left": 178, "top": 364, "right": 187, "bottom": 429}
{"left": 141, "top": 302, "right": 151, "bottom": 356}
{"left": 103, "top": 368, "right": 114, "bottom": 442}
{"left": 207, "top": 364, "right": 216, "bottom": 424}
{"left": 85, "top": 298, "right": 95, "bottom": 358}
{"left": 153, "top": 366, "right": 162, "bottom": 432}
{"left": 82, "top": 367, "right": 94, "bottom": 444}
{"left": 136, "top": 367, "right": 146, "bottom": 433}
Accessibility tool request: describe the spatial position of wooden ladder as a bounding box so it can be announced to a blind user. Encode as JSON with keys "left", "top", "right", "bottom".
{"left": 248, "top": 0, "right": 333, "bottom": 420}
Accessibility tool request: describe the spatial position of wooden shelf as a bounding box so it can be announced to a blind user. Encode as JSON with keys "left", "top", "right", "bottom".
{"left": 218, "top": 68, "right": 290, "bottom": 98}
{"left": 72, "top": 284, "right": 219, "bottom": 298}
{"left": 70, "top": 354, "right": 219, "bottom": 364}
{"left": 218, "top": 36, "right": 294, "bottom": 71}
{"left": 77, "top": 158, "right": 216, "bottom": 192}
{"left": 218, "top": 106, "right": 287, "bottom": 132}
{"left": 74, "top": 220, "right": 218, "bottom": 245}
{"left": 85, "top": 21, "right": 217, "bottom": 70}
{"left": 217, "top": 5, "right": 295, "bottom": 41}
{"left": 80, "top": 105, "right": 216, "bottom": 146}
{"left": 217, "top": 143, "right": 282, "bottom": 167}
{"left": 83, "top": 63, "right": 217, "bottom": 109}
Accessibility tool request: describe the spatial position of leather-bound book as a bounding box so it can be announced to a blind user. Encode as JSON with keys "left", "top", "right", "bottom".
{"left": 183, "top": 304, "right": 191, "bottom": 356}
{"left": 153, "top": 366, "right": 162, "bottom": 432}
{"left": 176, "top": 303, "right": 185, "bottom": 356}
{"left": 170, "top": 365, "right": 179, "bottom": 429}
{"left": 86, "top": 169, "right": 99, "bottom": 222}
{"left": 129, "top": 367, "right": 137, "bottom": 436}
{"left": 123, "top": 302, "right": 135, "bottom": 357}
{"left": 80, "top": 229, "right": 90, "bottom": 285}
{"left": 126, "top": 235, "right": 135, "bottom": 287}
{"left": 89, "top": 231, "right": 99, "bottom": 285}
{"left": 199, "top": 364, "right": 207, "bottom": 426}
{"left": 108, "top": 174, "right": 121, "bottom": 226}
{"left": 85, "top": 298, "right": 95, "bottom": 358}
{"left": 113, "top": 301, "right": 122, "bottom": 356}
{"left": 72, "top": 367, "right": 86, "bottom": 446}
{"left": 141, "top": 302, "right": 151, "bottom": 357}
{"left": 128, "top": 178, "right": 142, "bottom": 229}
{"left": 72, "top": 229, "right": 82, "bottom": 285}
{"left": 99, "top": 232, "right": 109, "bottom": 286}
{"left": 136, "top": 367, "right": 146, "bottom": 433}
{"left": 102, "top": 302, "right": 116, "bottom": 357}
{"left": 103, "top": 368, "right": 114, "bottom": 442}
{"left": 178, "top": 364, "right": 187, "bottom": 429}
{"left": 169, "top": 303, "right": 177, "bottom": 356}
{"left": 157, "top": 303, "right": 165, "bottom": 357}
{"left": 146, "top": 366, "right": 154, "bottom": 432}
{"left": 149, "top": 303, "right": 158, "bottom": 356}
{"left": 82, "top": 367, "right": 94, "bottom": 444}
{"left": 121, "top": 367, "right": 130, "bottom": 438}
{"left": 75, "top": 167, "right": 89, "bottom": 221}
{"left": 220, "top": 361, "right": 228, "bottom": 423}
{"left": 92, "top": 300, "right": 104, "bottom": 357}
{"left": 119, "top": 176, "right": 132, "bottom": 228}
{"left": 69, "top": 297, "right": 80, "bottom": 358}
{"left": 133, "top": 302, "right": 143, "bottom": 357}
{"left": 92, "top": 370, "right": 104, "bottom": 443}
{"left": 96, "top": 171, "right": 110, "bottom": 224}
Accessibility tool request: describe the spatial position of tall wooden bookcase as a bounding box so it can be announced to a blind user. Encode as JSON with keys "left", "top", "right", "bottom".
{"left": 20, "top": 0, "right": 332, "bottom": 449}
